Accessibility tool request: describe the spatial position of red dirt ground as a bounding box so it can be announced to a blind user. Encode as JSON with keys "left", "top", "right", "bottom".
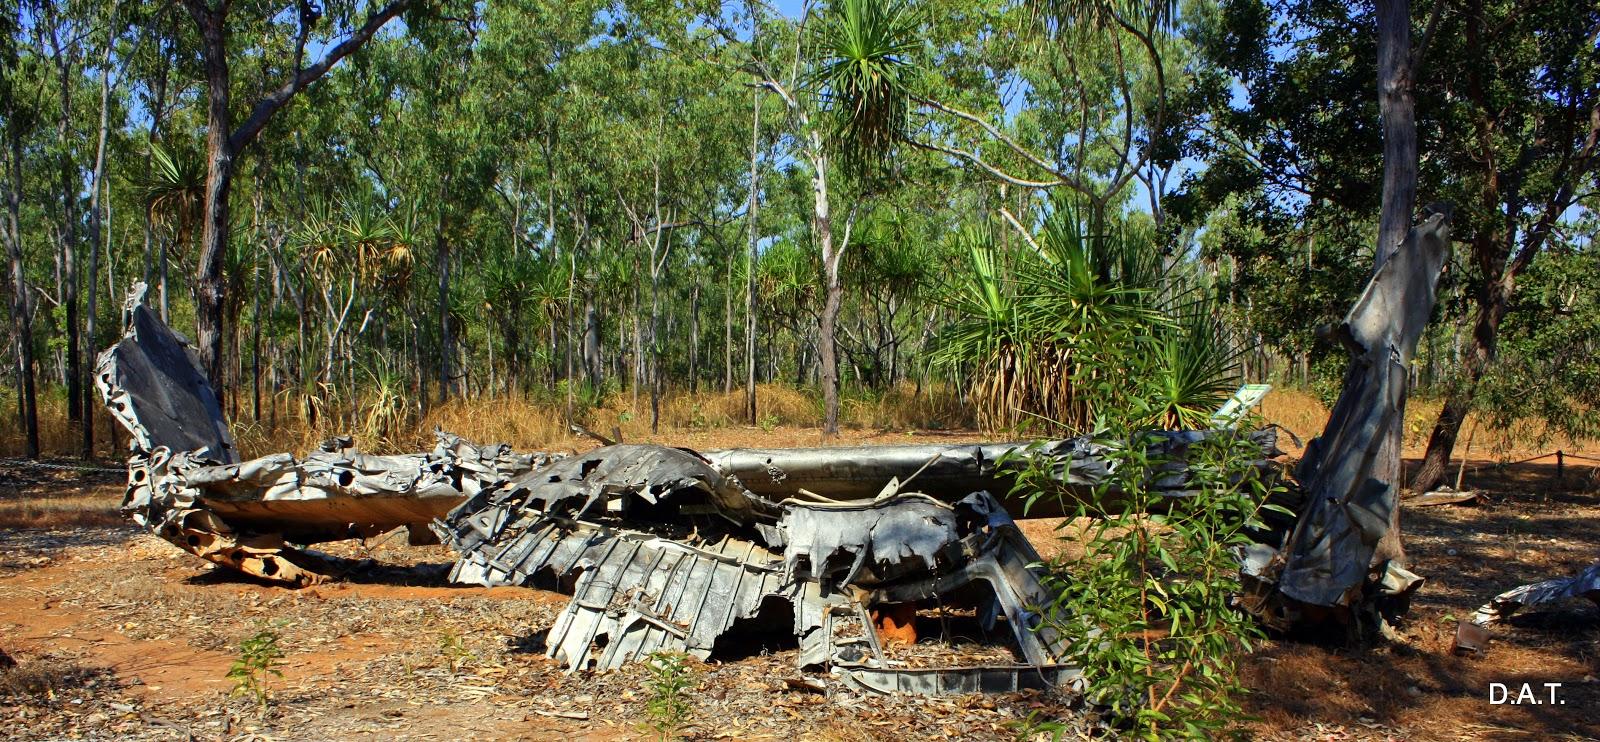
{"left": 1, "top": 412, "right": 1597, "bottom": 740}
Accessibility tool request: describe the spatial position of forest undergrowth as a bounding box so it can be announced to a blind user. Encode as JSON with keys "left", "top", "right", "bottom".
{"left": 2, "top": 385, "right": 1592, "bottom": 463}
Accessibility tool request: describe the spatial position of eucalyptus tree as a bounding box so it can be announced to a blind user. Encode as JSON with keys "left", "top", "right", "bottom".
{"left": 1174, "top": 0, "right": 1600, "bottom": 491}
{"left": 39, "top": 0, "right": 88, "bottom": 434}
{"left": 706, "top": 0, "right": 915, "bottom": 435}
{"left": 824, "top": 0, "right": 1194, "bottom": 229}
{"left": 180, "top": 0, "right": 414, "bottom": 398}
{"left": 0, "top": 1, "right": 39, "bottom": 456}
{"left": 81, "top": 0, "right": 137, "bottom": 457}
{"left": 1403, "top": 0, "right": 1600, "bottom": 492}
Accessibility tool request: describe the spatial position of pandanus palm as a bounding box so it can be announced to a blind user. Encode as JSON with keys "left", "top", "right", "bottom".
{"left": 296, "top": 199, "right": 416, "bottom": 292}
{"left": 808, "top": 0, "right": 1234, "bottom": 432}
{"left": 936, "top": 211, "right": 1239, "bottom": 434}
{"left": 130, "top": 140, "right": 205, "bottom": 245}
{"left": 807, "top": 0, "right": 920, "bottom": 175}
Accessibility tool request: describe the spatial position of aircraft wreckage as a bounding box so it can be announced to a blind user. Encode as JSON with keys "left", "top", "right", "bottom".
{"left": 99, "top": 285, "right": 1269, "bottom": 692}
{"left": 93, "top": 211, "right": 1472, "bottom": 695}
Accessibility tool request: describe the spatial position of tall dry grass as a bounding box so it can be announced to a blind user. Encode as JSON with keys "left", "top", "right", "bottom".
{"left": 7, "top": 380, "right": 1592, "bottom": 461}
{"left": 0, "top": 391, "right": 127, "bottom": 460}
{"left": 227, "top": 382, "right": 973, "bottom": 457}
{"left": 1260, "top": 388, "right": 1600, "bottom": 459}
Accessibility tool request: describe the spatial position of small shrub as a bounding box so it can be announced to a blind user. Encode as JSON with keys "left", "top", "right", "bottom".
{"left": 641, "top": 650, "right": 696, "bottom": 740}
{"left": 227, "top": 625, "right": 285, "bottom": 714}
{"left": 437, "top": 628, "right": 476, "bottom": 672}
{"left": 1007, "top": 709, "right": 1072, "bottom": 741}
{"left": 1010, "top": 422, "right": 1279, "bottom": 739}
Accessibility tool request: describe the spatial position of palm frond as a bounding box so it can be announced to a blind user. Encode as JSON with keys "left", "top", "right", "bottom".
{"left": 807, "top": 0, "right": 921, "bottom": 176}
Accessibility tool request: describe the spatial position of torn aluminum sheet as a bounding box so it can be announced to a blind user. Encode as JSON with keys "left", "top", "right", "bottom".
{"left": 491, "top": 443, "right": 775, "bottom": 523}
{"left": 115, "top": 432, "right": 552, "bottom": 586}
{"left": 1471, "top": 560, "right": 1600, "bottom": 626}
{"left": 96, "top": 287, "right": 556, "bottom": 584}
{"left": 779, "top": 493, "right": 959, "bottom": 587}
{"left": 1239, "top": 209, "right": 1449, "bottom": 631}
{"left": 438, "top": 503, "right": 794, "bottom": 670}
{"left": 708, "top": 429, "right": 1280, "bottom": 518}
{"left": 433, "top": 446, "right": 1076, "bottom": 695}
{"left": 96, "top": 283, "right": 237, "bottom": 463}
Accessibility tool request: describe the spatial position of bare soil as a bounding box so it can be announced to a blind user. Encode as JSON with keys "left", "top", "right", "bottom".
{"left": 1, "top": 422, "right": 1597, "bottom": 740}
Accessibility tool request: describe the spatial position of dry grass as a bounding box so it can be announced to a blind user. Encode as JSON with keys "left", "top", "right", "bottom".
{"left": 230, "top": 382, "right": 973, "bottom": 457}
{"left": 5, "top": 380, "right": 1594, "bottom": 467}
{"left": 1261, "top": 388, "right": 1600, "bottom": 461}
{"left": 0, "top": 394, "right": 126, "bottom": 460}
{"left": 0, "top": 492, "right": 123, "bottom": 530}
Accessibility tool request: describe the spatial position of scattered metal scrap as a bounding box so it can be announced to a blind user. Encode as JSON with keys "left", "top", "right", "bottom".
{"left": 1403, "top": 488, "right": 1485, "bottom": 507}
{"left": 1449, "top": 560, "right": 1600, "bottom": 657}
{"left": 1471, "top": 560, "right": 1600, "bottom": 626}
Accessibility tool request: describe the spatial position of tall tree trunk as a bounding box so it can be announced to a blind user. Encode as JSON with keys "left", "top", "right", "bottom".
{"left": 82, "top": 4, "right": 118, "bottom": 459}
{"left": 647, "top": 209, "right": 668, "bottom": 435}
{"left": 142, "top": 33, "right": 169, "bottom": 290}
{"left": 650, "top": 271, "right": 661, "bottom": 433}
{"left": 745, "top": 88, "right": 761, "bottom": 425}
{"left": 3, "top": 96, "right": 38, "bottom": 458}
{"left": 583, "top": 291, "right": 601, "bottom": 388}
{"left": 688, "top": 283, "right": 699, "bottom": 395}
{"left": 1366, "top": 0, "right": 1419, "bottom": 565}
{"left": 191, "top": 3, "right": 233, "bottom": 401}
{"left": 810, "top": 131, "right": 842, "bottom": 437}
{"left": 1374, "top": 1, "right": 1418, "bottom": 271}
{"left": 252, "top": 263, "right": 261, "bottom": 422}
{"left": 724, "top": 260, "right": 733, "bottom": 395}
{"left": 435, "top": 218, "right": 452, "bottom": 404}
{"left": 183, "top": 0, "right": 412, "bottom": 397}
{"left": 49, "top": 19, "right": 82, "bottom": 432}
{"left": 632, "top": 283, "right": 642, "bottom": 411}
